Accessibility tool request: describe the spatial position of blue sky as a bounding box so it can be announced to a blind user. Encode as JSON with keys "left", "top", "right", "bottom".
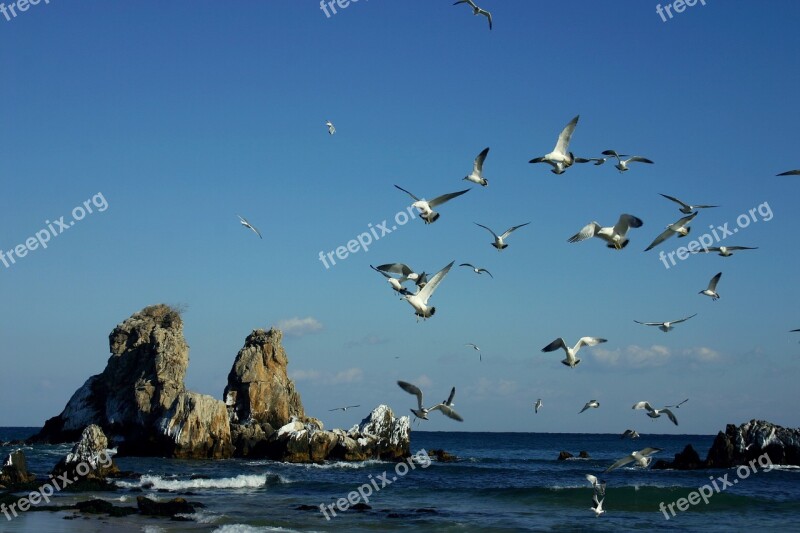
{"left": 2, "top": 1, "right": 799, "bottom": 435}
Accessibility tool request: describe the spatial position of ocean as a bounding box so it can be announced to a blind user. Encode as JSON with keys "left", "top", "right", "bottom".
{"left": 2, "top": 427, "right": 799, "bottom": 532}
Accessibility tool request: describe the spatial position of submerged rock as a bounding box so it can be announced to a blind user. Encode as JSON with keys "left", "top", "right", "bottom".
{"left": 136, "top": 496, "right": 195, "bottom": 517}
{"left": 428, "top": 449, "right": 458, "bottom": 462}
{"left": 557, "top": 451, "right": 573, "bottom": 461}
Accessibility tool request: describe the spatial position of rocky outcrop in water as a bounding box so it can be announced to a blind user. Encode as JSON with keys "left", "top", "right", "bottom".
{"left": 51, "top": 424, "right": 119, "bottom": 485}
{"left": 0, "top": 450, "right": 36, "bottom": 489}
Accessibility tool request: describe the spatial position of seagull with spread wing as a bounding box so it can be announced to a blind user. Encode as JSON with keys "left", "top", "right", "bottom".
{"left": 529, "top": 115, "right": 580, "bottom": 174}
{"left": 475, "top": 222, "right": 530, "bottom": 250}
{"left": 699, "top": 272, "right": 722, "bottom": 301}
{"left": 601, "top": 150, "right": 654, "bottom": 173}
{"left": 329, "top": 405, "right": 360, "bottom": 412}
{"left": 237, "top": 215, "right": 262, "bottom": 239}
{"left": 325, "top": 120, "right": 335, "bottom": 135}
{"left": 534, "top": 399, "right": 542, "bottom": 414}
{"left": 462, "top": 147, "right": 490, "bottom": 186}
{"left": 644, "top": 211, "right": 698, "bottom": 251}
{"left": 659, "top": 193, "right": 718, "bottom": 214}
{"left": 395, "top": 185, "right": 470, "bottom": 224}
{"left": 465, "top": 343, "right": 482, "bottom": 361}
{"left": 403, "top": 261, "right": 455, "bottom": 320}
{"left": 604, "top": 448, "right": 662, "bottom": 473}
{"left": 621, "top": 429, "right": 640, "bottom": 439}
{"left": 453, "top": 0, "right": 492, "bottom": 30}
{"left": 371, "top": 265, "right": 412, "bottom": 296}
{"left": 632, "top": 401, "right": 679, "bottom": 426}
{"left": 568, "top": 214, "right": 643, "bottom": 250}
{"left": 634, "top": 313, "right": 697, "bottom": 332}
{"left": 397, "top": 381, "right": 463, "bottom": 422}
{"left": 460, "top": 263, "right": 493, "bottom": 278}
{"left": 579, "top": 400, "right": 600, "bottom": 413}
{"left": 541, "top": 337, "right": 607, "bottom": 368}
{"left": 692, "top": 246, "right": 758, "bottom": 257}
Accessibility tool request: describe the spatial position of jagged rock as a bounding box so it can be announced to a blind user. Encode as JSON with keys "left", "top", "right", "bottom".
{"left": 428, "top": 449, "right": 458, "bottom": 462}
{"left": 136, "top": 496, "right": 195, "bottom": 517}
{"left": 31, "top": 305, "right": 233, "bottom": 459}
{"left": 51, "top": 425, "right": 119, "bottom": 486}
{"left": 0, "top": 450, "right": 36, "bottom": 488}
{"left": 653, "top": 444, "right": 703, "bottom": 470}
{"left": 557, "top": 451, "right": 573, "bottom": 461}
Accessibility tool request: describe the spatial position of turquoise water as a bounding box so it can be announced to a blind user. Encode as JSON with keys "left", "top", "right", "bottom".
{"left": 2, "top": 428, "right": 799, "bottom": 532}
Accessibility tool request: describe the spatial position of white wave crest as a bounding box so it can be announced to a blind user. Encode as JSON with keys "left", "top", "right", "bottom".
{"left": 115, "top": 472, "right": 290, "bottom": 491}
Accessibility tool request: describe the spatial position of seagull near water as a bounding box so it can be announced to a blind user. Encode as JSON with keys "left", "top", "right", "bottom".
{"left": 692, "top": 246, "right": 758, "bottom": 257}
{"left": 634, "top": 313, "right": 697, "bottom": 333}
{"left": 644, "top": 211, "right": 698, "bottom": 252}
{"left": 403, "top": 260, "right": 455, "bottom": 320}
{"left": 659, "top": 193, "right": 718, "bottom": 214}
{"left": 541, "top": 337, "right": 607, "bottom": 368}
{"left": 462, "top": 147, "right": 490, "bottom": 186}
{"left": 237, "top": 215, "right": 262, "bottom": 239}
{"left": 621, "top": 429, "right": 640, "bottom": 439}
{"left": 325, "top": 120, "right": 335, "bottom": 135}
{"left": 579, "top": 400, "right": 600, "bottom": 413}
{"left": 601, "top": 150, "right": 654, "bottom": 173}
{"left": 568, "top": 214, "right": 644, "bottom": 250}
{"left": 452, "top": 0, "right": 492, "bottom": 30}
{"left": 395, "top": 185, "right": 470, "bottom": 224}
{"left": 699, "top": 272, "right": 723, "bottom": 301}
{"left": 534, "top": 399, "right": 542, "bottom": 414}
{"left": 460, "top": 263, "right": 493, "bottom": 278}
{"left": 465, "top": 343, "right": 482, "bottom": 361}
{"left": 585, "top": 474, "right": 606, "bottom": 496}
{"left": 632, "top": 401, "right": 679, "bottom": 426}
{"left": 475, "top": 222, "right": 530, "bottom": 250}
{"left": 529, "top": 115, "right": 580, "bottom": 175}
{"left": 329, "top": 405, "right": 360, "bottom": 412}
{"left": 590, "top": 493, "right": 606, "bottom": 517}
{"left": 604, "top": 447, "right": 662, "bottom": 473}
{"left": 397, "top": 381, "right": 463, "bottom": 422}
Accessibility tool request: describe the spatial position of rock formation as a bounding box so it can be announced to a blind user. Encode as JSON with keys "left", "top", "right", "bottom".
{"left": 0, "top": 450, "right": 36, "bottom": 489}
{"left": 51, "top": 424, "right": 119, "bottom": 486}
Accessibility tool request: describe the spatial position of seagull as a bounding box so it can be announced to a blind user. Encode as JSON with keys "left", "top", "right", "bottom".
{"left": 590, "top": 493, "right": 606, "bottom": 517}
{"left": 666, "top": 398, "right": 689, "bottom": 409}
{"left": 644, "top": 212, "right": 698, "bottom": 251}
{"left": 325, "top": 120, "right": 335, "bottom": 135}
{"left": 452, "top": 0, "right": 492, "bottom": 30}
{"left": 329, "top": 405, "right": 360, "bottom": 412}
{"left": 604, "top": 447, "right": 662, "bottom": 473}
{"left": 474, "top": 222, "right": 530, "bottom": 250}
{"left": 601, "top": 150, "right": 654, "bottom": 173}
{"left": 541, "top": 337, "right": 607, "bottom": 368}
{"left": 465, "top": 343, "right": 482, "bottom": 361}
{"left": 397, "top": 381, "right": 463, "bottom": 421}
{"left": 403, "top": 260, "right": 455, "bottom": 320}
{"left": 395, "top": 185, "right": 470, "bottom": 224}
{"left": 534, "top": 399, "right": 542, "bottom": 414}
{"left": 659, "top": 193, "right": 718, "bottom": 215}
{"left": 634, "top": 313, "right": 697, "bottom": 333}
{"left": 621, "top": 429, "right": 640, "bottom": 439}
{"left": 371, "top": 265, "right": 412, "bottom": 296}
{"left": 632, "top": 401, "right": 679, "bottom": 425}
{"left": 375, "top": 263, "right": 425, "bottom": 287}
{"left": 460, "top": 263, "right": 493, "bottom": 278}
{"left": 777, "top": 170, "right": 800, "bottom": 176}
{"left": 693, "top": 246, "right": 758, "bottom": 257}
{"left": 568, "top": 214, "right": 644, "bottom": 250}
{"left": 462, "top": 147, "right": 490, "bottom": 186}
{"left": 699, "top": 272, "right": 722, "bottom": 301}
{"left": 237, "top": 215, "right": 263, "bottom": 239}
{"left": 791, "top": 329, "right": 800, "bottom": 333}
{"left": 529, "top": 115, "right": 580, "bottom": 174}
{"left": 579, "top": 400, "right": 600, "bottom": 414}
{"left": 585, "top": 474, "right": 606, "bottom": 497}
{"left": 574, "top": 156, "right": 608, "bottom": 166}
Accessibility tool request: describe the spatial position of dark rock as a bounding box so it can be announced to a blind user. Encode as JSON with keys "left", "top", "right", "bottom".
{"left": 578, "top": 451, "right": 590, "bottom": 459}
{"left": 51, "top": 425, "right": 119, "bottom": 489}
{"left": 0, "top": 450, "right": 36, "bottom": 488}
{"left": 295, "top": 504, "right": 317, "bottom": 511}
{"left": 136, "top": 496, "right": 195, "bottom": 517}
{"left": 350, "top": 502, "right": 371, "bottom": 511}
{"left": 74, "top": 499, "right": 138, "bottom": 517}
{"left": 428, "top": 449, "right": 457, "bottom": 462}
{"left": 557, "top": 451, "right": 573, "bottom": 461}
{"left": 415, "top": 508, "right": 438, "bottom": 514}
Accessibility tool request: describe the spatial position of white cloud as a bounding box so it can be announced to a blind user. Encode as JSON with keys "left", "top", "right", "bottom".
{"left": 592, "top": 344, "right": 720, "bottom": 367}
{"left": 330, "top": 367, "right": 363, "bottom": 385}
{"left": 276, "top": 317, "right": 323, "bottom": 338}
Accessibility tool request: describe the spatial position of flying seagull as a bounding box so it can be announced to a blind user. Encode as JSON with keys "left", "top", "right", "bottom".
{"left": 644, "top": 211, "right": 698, "bottom": 252}
{"left": 397, "top": 381, "right": 463, "bottom": 421}
{"left": 541, "top": 337, "right": 607, "bottom": 368}
{"left": 237, "top": 215, "right": 262, "bottom": 239}
{"left": 395, "top": 185, "right": 470, "bottom": 224}
{"left": 463, "top": 147, "right": 490, "bottom": 186}
{"left": 666, "top": 398, "right": 689, "bottom": 409}
{"left": 659, "top": 193, "right": 718, "bottom": 214}
{"left": 601, "top": 150, "right": 654, "bottom": 173}
{"left": 453, "top": 0, "right": 492, "bottom": 30}
{"left": 579, "top": 400, "right": 600, "bottom": 413}
{"left": 329, "top": 405, "right": 360, "bottom": 412}
{"left": 465, "top": 343, "right": 482, "bottom": 361}
{"left": 568, "top": 214, "right": 644, "bottom": 250}
{"left": 371, "top": 265, "right": 412, "bottom": 296}
{"left": 325, "top": 120, "right": 336, "bottom": 135}
{"left": 699, "top": 272, "right": 722, "bottom": 301}
{"left": 460, "top": 263, "right": 493, "bottom": 278}
{"left": 621, "top": 429, "right": 640, "bottom": 439}
{"left": 634, "top": 313, "right": 697, "bottom": 333}
{"left": 375, "top": 263, "right": 426, "bottom": 289}
{"left": 585, "top": 474, "right": 606, "bottom": 497}
{"left": 590, "top": 493, "right": 606, "bottom": 518}
{"left": 632, "top": 401, "right": 679, "bottom": 425}
{"left": 529, "top": 115, "right": 580, "bottom": 174}
{"left": 777, "top": 170, "right": 800, "bottom": 176}
{"left": 475, "top": 222, "right": 530, "bottom": 250}
{"left": 534, "top": 399, "right": 542, "bottom": 414}
{"left": 604, "top": 447, "right": 662, "bottom": 473}
{"left": 692, "top": 246, "right": 758, "bottom": 257}
{"left": 404, "top": 260, "right": 455, "bottom": 320}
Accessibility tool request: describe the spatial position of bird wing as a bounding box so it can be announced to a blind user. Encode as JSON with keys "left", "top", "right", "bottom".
{"left": 542, "top": 338, "right": 567, "bottom": 353}
{"left": 639, "top": 447, "right": 662, "bottom": 457}
{"left": 453, "top": 0, "right": 478, "bottom": 7}
{"left": 478, "top": 268, "right": 493, "bottom": 278}
{"left": 576, "top": 337, "right": 607, "bottom": 350}
{"left": 445, "top": 387, "right": 456, "bottom": 406}
{"left": 627, "top": 156, "right": 654, "bottom": 165}
{"left": 394, "top": 184, "right": 420, "bottom": 202}
{"left": 479, "top": 9, "right": 492, "bottom": 29}
{"left": 777, "top": 170, "right": 800, "bottom": 176}
{"left": 666, "top": 399, "right": 689, "bottom": 408}
{"left": 601, "top": 149, "right": 623, "bottom": 162}
{"left": 659, "top": 193, "right": 690, "bottom": 210}
{"left": 370, "top": 265, "right": 392, "bottom": 279}
{"left": 592, "top": 494, "right": 604, "bottom": 510}
{"left": 661, "top": 408, "right": 678, "bottom": 426}
{"left": 459, "top": 263, "right": 476, "bottom": 269}
{"left": 375, "top": 263, "right": 414, "bottom": 277}
{"left": 632, "top": 401, "right": 654, "bottom": 412}
{"left": 727, "top": 246, "right": 758, "bottom": 251}
{"left": 669, "top": 211, "right": 699, "bottom": 230}
{"left": 475, "top": 223, "right": 498, "bottom": 239}
{"left": 694, "top": 204, "right": 718, "bottom": 209}
{"left": 604, "top": 454, "right": 636, "bottom": 473}
{"left": 428, "top": 188, "right": 470, "bottom": 208}
{"left": 634, "top": 320, "right": 661, "bottom": 327}
{"left": 473, "top": 147, "right": 489, "bottom": 174}
{"left": 499, "top": 222, "right": 531, "bottom": 240}
{"left": 568, "top": 222, "right": 600, "bottom": 243}
{"left": 644, "top": 227, "right": 675, "bottom": 252}
{"left": 554, "top": 115, "right": 580, "bottom": 155}
{"left": 614, "top": 214, "right": 644, "bottom": 237}
{"left": 416, "top": 260, "right": 455, "bottom": 304}
{"left": 397, "top": 381, "right": 424, "bottom": 410}
{"left": 585, "top": 474, "right": 599, "bottom": 487}
{"left": 671, "top": 313, "right": 697, "bottom": 324}
{"left": 429, "top": 403, "right": 464, "bottom": 421}
{"left": 328, "top": 407, "right": 343, "bottom": 412}
{"left": 707, "top": 272, "right": 722, "bottom": 291}
{"left": 346, "top": 405, "right": 360, "bottom": 409}
{"left": 237, "top": 215, "right": 263, "bottom": 239}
